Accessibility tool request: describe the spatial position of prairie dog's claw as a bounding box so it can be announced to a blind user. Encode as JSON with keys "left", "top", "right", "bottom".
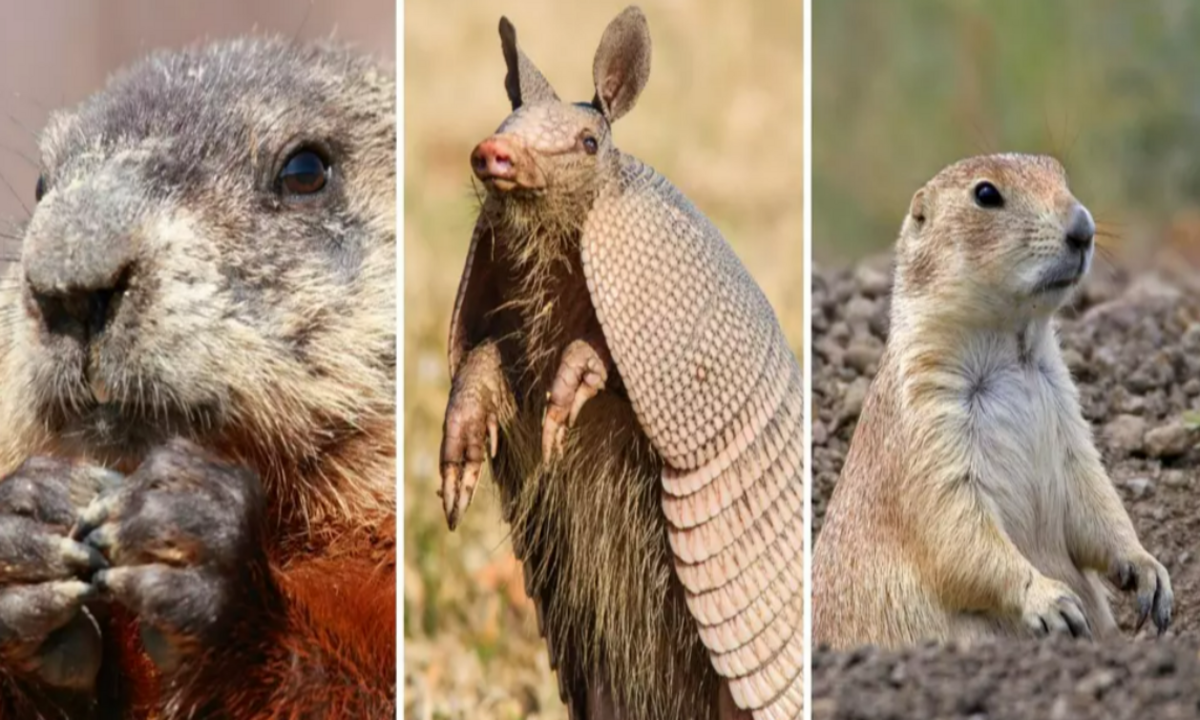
{"left": 1115, "top": 554, "right": 1173, "bottom": 634}
{"left": 1023, "top": 574, "right": 1092, "bottom": 640}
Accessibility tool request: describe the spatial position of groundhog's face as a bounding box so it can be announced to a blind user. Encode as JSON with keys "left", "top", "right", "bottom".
{"left": 3, "top": 39, "right": 395, "bottom": 464}
{"left": 897, "top": 153, "right": 1095, "bottom": 320}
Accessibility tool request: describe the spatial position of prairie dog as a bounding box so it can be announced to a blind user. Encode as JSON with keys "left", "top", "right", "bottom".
{"left": 813, "top": 153, "right": 1173, "bottom": 649}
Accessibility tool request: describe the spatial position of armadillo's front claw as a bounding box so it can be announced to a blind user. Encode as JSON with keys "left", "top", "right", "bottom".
{"left": 488, "top": 415, "right": 499, "bottom": 459}
{"left": 440, "top": 461, "right": 481, "bottom": 531}
{"left": 439, "top": 395, "right": 496, "bottom": 530}
{"left": 542, "top": 339, "right": 609, "bottom": 461}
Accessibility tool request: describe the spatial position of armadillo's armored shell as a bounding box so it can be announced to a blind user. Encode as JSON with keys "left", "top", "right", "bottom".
{"left": 581, "top": 156, "right": 804, "bottom": 719}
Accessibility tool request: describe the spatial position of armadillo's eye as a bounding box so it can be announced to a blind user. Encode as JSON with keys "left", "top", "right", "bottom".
{"left": 973, "top": 181, "right": 1004, "bottom": 209}
{"left": 582, "top": 134, "right": 599, "bottom": 155}
{"left": 34, "top": 175, "right": 46, "bottom": 203}
{"left": 279, "top": 149, "right": 329, "bottom": 196}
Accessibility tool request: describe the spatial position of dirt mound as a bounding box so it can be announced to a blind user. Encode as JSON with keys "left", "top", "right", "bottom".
{"left": 812, "top": 258, "right": 1200, "bottom": 719}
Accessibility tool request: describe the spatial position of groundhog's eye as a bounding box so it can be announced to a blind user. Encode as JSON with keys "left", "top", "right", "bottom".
{"left": 279, "top": 149, "right": 329, "bottom": 196}
{"left": 973, "top": 181, "right": 1004, "bottom": 209}
{"left": 34, "top": 175, "right": 46, "bottom": 203}
{"left": 582, "top": 134, "right": 599, "bottom": 155}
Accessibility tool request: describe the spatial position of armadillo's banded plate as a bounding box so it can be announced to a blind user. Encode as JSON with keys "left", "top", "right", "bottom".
{"left": 582, "top": 159, "right": 776, "bottom": 472}
{"left": 581, "top": 156, "right": 803, "bottom": 719}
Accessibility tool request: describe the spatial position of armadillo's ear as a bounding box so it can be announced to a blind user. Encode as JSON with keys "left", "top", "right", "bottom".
{"left": 499, "top": 17, "right": 559, "bottom": 111}
{"left": 591, "top": 6, "right": 651, "bottom": 123}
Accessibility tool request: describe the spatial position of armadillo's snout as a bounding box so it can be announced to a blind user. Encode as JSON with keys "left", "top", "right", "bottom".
{"left": 470, "top": 135, "right": 544, "bottom": 191}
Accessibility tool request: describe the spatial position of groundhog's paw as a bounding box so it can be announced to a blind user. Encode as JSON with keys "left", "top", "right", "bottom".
{"left": 542, "top": 338, "right": 609, "bottom": 461}
{"left": 440, "top": 386, "right": 499, "bottom": 531}
{"left": 0, "top": 458, "right": 113, "bottom": 690}
{"left": 1022, "top": 574, "right": 1092, "bottom": 640}
{"left": 71, "top": 438, "right": 268, "bottom": 671}
{"left": 0, "top": 583, "right": 103, "bottom": 689}
{"left": 1112, "top": 553, "right": 1173, "bottom": 634}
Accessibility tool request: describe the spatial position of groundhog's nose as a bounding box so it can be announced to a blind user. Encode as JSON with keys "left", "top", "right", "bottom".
{"left": 471, "top": 137, "right": 519, "bottom": 183}
{"left": 26, "top": 263, "right": 132, "bottom": 343}
{"left": 1065, "top": 204, "right": 1095, "bottom": 252}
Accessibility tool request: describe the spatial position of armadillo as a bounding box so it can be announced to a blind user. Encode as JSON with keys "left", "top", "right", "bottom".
{"left": 438, "top": 6, "right": 804, "bottom": 719}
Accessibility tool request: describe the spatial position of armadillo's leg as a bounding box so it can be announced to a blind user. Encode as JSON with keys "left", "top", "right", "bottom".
{"left": 542, "top": 333, "right": 613, "bottom": 460}
{"left": 440, "top": 342, "right": 513, "bottom": 530}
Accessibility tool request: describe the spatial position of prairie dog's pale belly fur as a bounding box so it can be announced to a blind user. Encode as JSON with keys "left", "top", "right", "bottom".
{"left": 945, "top": 322, "right": 1114, "bottom": 635}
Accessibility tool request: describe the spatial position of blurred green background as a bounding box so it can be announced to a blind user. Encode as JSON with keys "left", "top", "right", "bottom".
{"left": 815, "top": 0, "right": 1200, "bottom": 266}
{"left": 404, "top": 2, "right": 802, "bottom": 718}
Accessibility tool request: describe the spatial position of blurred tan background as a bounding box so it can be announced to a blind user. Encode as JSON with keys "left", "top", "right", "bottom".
{"left": 0, "top": 0, "right": 394, "bottom": 259}
{"left": 403, "top": 1, "right": 803, "bottom": 718}
{"left": 814, "top": 0, "right": 1200, "bottom": 269}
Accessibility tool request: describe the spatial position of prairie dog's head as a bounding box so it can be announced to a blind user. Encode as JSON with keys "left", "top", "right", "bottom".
{"left": 2, "top": 37, "right": 396, "bottom": 466}
{"left": 469, "top": 6, "right": 651, "bottom": 233}
{"left": 895, "top": 153, "right": 1095, "bottom": 323}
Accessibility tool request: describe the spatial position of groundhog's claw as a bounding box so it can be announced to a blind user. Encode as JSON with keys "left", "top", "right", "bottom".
{"left": 1022, "top": 574, "right": 1092, "bottom": 640}
{"left": 1113, "top": 554, "right": 1173, "bottom": 635}
{"left": 73, "top": 438, "right": 270, "bottom": 674}
{"left": 542, "top": 338, "right": 609, "bottom": 460}
{"left": 0, "top": 457, "right": 115, "bottom": 690}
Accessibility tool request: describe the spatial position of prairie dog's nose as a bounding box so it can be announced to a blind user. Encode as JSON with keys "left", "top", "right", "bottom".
{"left": 1065, "top": 203, "right": 1095, "bottom": 252}
{"left": 471, "top": 137, "right": 519, "bottom": 182}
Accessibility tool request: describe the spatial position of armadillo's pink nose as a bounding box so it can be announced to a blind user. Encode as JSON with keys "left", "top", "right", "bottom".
{"left": 471, "top": 138, "right": 518, "bottom": 183}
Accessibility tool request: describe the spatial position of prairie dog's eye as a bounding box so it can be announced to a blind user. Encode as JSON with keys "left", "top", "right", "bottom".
{"left": 34, "top": 175, "right": 46, "bottom": 203}
{"left": 582, "top": 134, "right": 598, "bottom": 155}
{"left": 279, "top": 149, "right": 329, "bottom": 196}
{"left": 973, "top": 181, "right": 1003, "bottom": 209}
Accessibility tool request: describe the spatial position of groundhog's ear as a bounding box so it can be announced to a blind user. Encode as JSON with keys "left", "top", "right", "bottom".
{"left": 592, "top": 6, "right": 651, "bottom": 122}
{"left": 909, "top": 188, "right": 928, "bottom": 225}
{"left": 499, "top": 17, "right": 559, "bottom": 110}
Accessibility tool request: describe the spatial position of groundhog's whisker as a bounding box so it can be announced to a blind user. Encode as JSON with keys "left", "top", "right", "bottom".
{"left": 0, "top": 173, "right": 30, "bottom": 218}
{"left": 0, "top": 144, "right": 37, "bottom": 170}
{"left": 4, "top": 106, "right": 43, "bottom": 138}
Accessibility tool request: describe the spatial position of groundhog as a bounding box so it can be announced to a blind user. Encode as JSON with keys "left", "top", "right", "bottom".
{"left": 813, "top": 153, "right": 1173, "bottom": 650}
{"left": 0, "top": 37, "right": 395, "bottom": 718}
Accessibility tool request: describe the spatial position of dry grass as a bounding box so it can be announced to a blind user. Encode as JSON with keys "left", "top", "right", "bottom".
{"left": 402, "top": 1, "right": 803, "bottom": 717}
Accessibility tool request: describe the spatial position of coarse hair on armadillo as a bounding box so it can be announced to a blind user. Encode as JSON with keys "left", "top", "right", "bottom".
{"left": 491, "top": 393, "right": 720, "bottom": 719}
{"left": 471, "top": 187, "right": 593, "bottom": 397}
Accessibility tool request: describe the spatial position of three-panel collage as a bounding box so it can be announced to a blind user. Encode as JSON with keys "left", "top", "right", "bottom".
{"left": 0, "top": 0, "right": 1195, "bottom": 718}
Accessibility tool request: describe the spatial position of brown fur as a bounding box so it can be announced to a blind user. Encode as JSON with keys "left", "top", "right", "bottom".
{"left": 457, "top": 201, "right": 719, "bottom": 718}
{"left": 0, "top": 36, "right": 395, "bottom": 718}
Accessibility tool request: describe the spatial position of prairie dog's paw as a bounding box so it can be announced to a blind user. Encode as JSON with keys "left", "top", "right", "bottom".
{"left": 542, "top": 338, "right": 610, "bottom": 460}
{"left": 440, "top": 375, "right": 502, "bottom": 531}
{"left": 72, "top": 438, "right": 271, "bottom": 673}
{"left": 1022, "top": 574, "right": 1092, "bottom": 639}
{"left": 0, "top": 458, "right": 117, "bottom": 690}
{"left": 1112, "top": 552, "right": 1173, "bottom": 634}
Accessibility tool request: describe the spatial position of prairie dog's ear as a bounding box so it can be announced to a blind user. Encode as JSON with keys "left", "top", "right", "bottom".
{"left": 591, "top": 6, "right": 651, "bottom": 122}
{"left": 499, "top": 17, "right": 559, "bottom": 110}
{"left": 909, "top": 188, "right": 928, "bottom": 225}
